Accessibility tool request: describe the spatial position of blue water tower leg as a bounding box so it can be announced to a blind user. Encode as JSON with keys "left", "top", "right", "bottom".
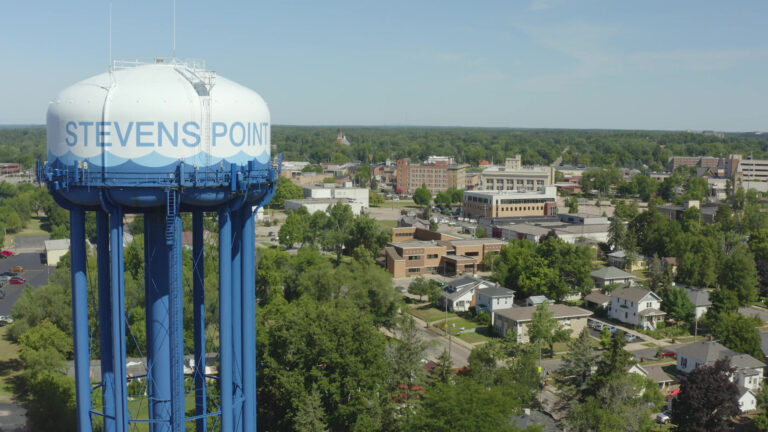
{"left": 169, "top": 210, "right": 185, "bottom": 431}
{"left": 146, "top": 212, "right": 171, "bottom": 432}
{"left": 110, "top": 207, "right": 129, "bottom": 432}
{"left": 231, "top": 209, "right": 243, "bottom": 431}
{"left": 97, "top": 211, "right": 115, "bottom": 432}
{"left": 219, "top": 210, "right": 234, "bottom": 432}
{"left": 241, "top": 206, "right": 257, "bottom": 432}
{"left": 192, "top": 211, "right": 207, "bottom": 432}
{"left": 70, "top": 208, "right": 93, "bottom": 432}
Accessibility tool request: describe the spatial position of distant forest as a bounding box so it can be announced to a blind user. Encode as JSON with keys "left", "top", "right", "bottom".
{"left": 4, "top": 125, "right": 768, "bottom": 172}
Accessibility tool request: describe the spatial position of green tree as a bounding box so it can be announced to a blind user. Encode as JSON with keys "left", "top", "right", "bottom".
{"left": 404, "top": 378, "right": 523, "bottom": 432}
{"left": 279, "top": 207, "right": 310, "bottom": 248}
{"left": 566, "top": 196, "right": 579, "bottom": 213}
{"left": 607, "top": 216, "right": 626, "bottom": 251}
{"left": 707, "top": 311, "right": 764, "bottom": 360}
{"left": 528, "top": 302, "right": 570, "bottom": 357}
{"left": 672, "top": 359, "right": 740, "bottom": 432}
{"left": 294, "top": 387, "right": 330, "bottom": 432}
{"left": 271, "top": 177, "right": 305, "bottom": 209}
{"left": 662, "top": 285, "right": 695, "bottom": 322}
{"left": 429, "top": 349, "right": 454, "bottom": 384}
{"left": 719, "top": 245, "right": 759, "bottom": 305}
{"left": 321, "top": 202, "right": 355, "bottom": 265}
{"left": 369, "top": 192, "right": 385, "bottom": 207}
{"left": 556, "top": 329, "right": 599, "bottom": 402}
{"left": 413, "top": 186, "right": 432, "bottom": 207}
{"left": 344, "top": 214, "right": 390, "bottom": 257}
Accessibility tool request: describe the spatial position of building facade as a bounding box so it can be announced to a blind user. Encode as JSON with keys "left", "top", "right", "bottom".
{"left": 462, "top": 187, "right": 558, "bottom": 219}
{"left": 395, "top": 158, "right": 467, "bottom": 195}
{"left": 493, "top": 304, "right": 592, "bottom": 343}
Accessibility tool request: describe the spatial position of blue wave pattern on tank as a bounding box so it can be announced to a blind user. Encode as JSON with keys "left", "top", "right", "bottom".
{"left": 49, "top": 150, "right": 270, "bottom": 170}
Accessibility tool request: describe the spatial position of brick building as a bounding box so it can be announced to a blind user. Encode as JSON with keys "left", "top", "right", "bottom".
{"left": 396, "top": 158, "right": 467, "bottom": 195}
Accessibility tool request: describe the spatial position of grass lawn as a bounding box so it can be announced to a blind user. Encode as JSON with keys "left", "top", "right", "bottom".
{"left": 458, "top": 331, "right": 491, "bottom": 344}
{"left": 16, "top": 216, "right": 48, "bottom": 237}
{"left": 374, "top": 220, "right": 398, "bottom": 231}
{"left": 385, "top": 200, "right": 417, "bottom": 209}
{"left": 0, "top": 327, "right": 22, "bottom": 402}
{"left": 432, "top": 317, "right": 482, "bottom": 336}
{"left": 91, "top": 384, "right": 204, "bottom": 431}
{"left": 642, "top": 342, "right": 658, "bottom": 348}
{"left": 410, "top": 305, "right": 458, "bottom": 323}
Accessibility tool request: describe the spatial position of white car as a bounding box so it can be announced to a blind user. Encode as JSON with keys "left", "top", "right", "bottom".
{"left": 656, "top": 412, "right": 671, "bottom": 424}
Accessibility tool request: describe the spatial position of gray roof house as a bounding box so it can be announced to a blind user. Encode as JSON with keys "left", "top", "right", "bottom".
{"left": 590, "top": 266, "right": 637, "bottom": 288}
{"left": 583, "top": 291, "right": 611, "bottom": 309}
{"left": 476, "top": 286, "right": 515, "bottom": 325}
{"left": 439, "top": 275, "right": 494, "bottom": 312}
{"left": 675, "top": 340, "right": 765, "bottom": 411}
{"left": 684, "top": 287, "right": 711, "bottom": 319}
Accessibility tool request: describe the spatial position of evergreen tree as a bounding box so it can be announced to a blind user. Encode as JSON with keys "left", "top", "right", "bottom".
{"left": 294, "top": 387, "right": 330, "bottom": 432}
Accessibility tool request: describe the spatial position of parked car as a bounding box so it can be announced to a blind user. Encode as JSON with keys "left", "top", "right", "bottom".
{"left": 10, "top": 276, "right": 25, "bottom": 284}
{"left": 11, "top": 266, "right": 23, "bottom": 273}
{"left": 0, "top": 289, "right": 4, "bottom": 299}
{"left": 0, "top": 250, "right": 14, "bottom": 257}
{"left": 0, "top": 276, "right": 10, "bottom": 283}
{"left": 625, "top": 333, "right": 637, "bottom": 342}
{"left": 656, "top": 411, "right": 671, "bottom": 424}
{"left": 659, "top": 350, "right": 677, "bottom": 358}
{"left": 0, "top": 271, "right": 14, "bottom": 277}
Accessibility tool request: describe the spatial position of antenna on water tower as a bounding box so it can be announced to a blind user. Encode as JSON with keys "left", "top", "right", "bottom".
{"left": 108, "top": 3, "right": 113, "bottom": 72}
{"left": 172, "top": 0, "right": 176, "bottom": 60}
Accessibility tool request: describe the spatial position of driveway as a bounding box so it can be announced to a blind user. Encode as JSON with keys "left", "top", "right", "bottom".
{"left": 11, "top": 235, "right": 48, "bottom": 253}
{"left": 406, "top": 316, "right": 471, "bottom": 368}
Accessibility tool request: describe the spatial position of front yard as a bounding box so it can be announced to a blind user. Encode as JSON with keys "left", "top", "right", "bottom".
{"left": 410, "top": 304, "right": 458, "bottom": 323}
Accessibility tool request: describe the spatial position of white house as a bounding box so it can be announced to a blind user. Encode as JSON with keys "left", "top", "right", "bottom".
{"left": 628, "top": 364, "right": 675, "bottom": 392}
{"left": 675, "top": 340, "right": 765, "bottom": 411}
{"left": 475, "top": 286, "right": 515, "bottom": 325}
{"left": 684, "top": 287, "right": 711, "bottom": 320}
{"left": 439, "top": 276, "right": 494, "bottom": 312}
{"left": 608, "top": 285, "right": 665, "bottom": 329}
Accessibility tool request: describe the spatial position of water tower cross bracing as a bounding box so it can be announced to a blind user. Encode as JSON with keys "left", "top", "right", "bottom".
{"left": 39, "top": 59, "right": 277, "bottom": 432}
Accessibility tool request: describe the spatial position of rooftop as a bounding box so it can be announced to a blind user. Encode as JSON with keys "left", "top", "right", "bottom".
{"left": 590, "top": 266, "right": 636, "bottom": 281}
{"left": 685, "top": 288, "right": 712, "bottom": 307}
{"left": 612, "top": 285, "right": 657, "bottom": 303}
{"left": 496, "top": 304, "right": 592, "bottom": 322}
{"left": 478, "top": 286, "right": 515, "bottom": 297}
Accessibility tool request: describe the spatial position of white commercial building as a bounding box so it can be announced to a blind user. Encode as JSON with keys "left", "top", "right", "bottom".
{"left": 285, "top": 198, "right": 365, "bottom": 215}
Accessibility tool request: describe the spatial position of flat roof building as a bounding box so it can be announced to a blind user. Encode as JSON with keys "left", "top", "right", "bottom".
{"left": 463, "top": 187, "right": 558, "bottom": 219}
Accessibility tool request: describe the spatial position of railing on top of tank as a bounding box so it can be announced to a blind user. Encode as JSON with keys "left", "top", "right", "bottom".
{"left": 112, "top": 58, "right": 209, "bottom": 71}
{"left": 43, "top": 164, "right": 277, "bottom": 190}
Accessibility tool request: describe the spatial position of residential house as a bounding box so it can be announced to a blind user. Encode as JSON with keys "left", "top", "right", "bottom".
{"left": 583, "top": 290, "right": 611, "bottom": 310}
{"left": 684, "top": 287, "right": 711, "bottom": 320}
{"left": 494, "top": 304, "right": 592, "bottom": 343}
{"left": 439, "top": 276, "right": 494, "bottom": 312}
{"left": 628, "top": 364, "right": 675, "bottom": 393}
{"left": 662, "top": 257, "right": 678, "bottom": 275}
{"left": 590, "top": 266, "right": 637, "bottom": 288}
{"left": 526, "top": 296, "right": 553, "bottom": 307}
{"left": 675, "top": 340, "right": 765, "bottom": 412}
{"left": 475, "top": 286, "right": 515, "bottom": 325}
{"left": 608, "top": 285, "right": 666, "bottom": 329}
{"left": 607, "top": 250, "right": 649, "bottom": 272}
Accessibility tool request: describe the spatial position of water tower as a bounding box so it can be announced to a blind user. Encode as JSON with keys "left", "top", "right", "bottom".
{"left": 39, "top": 60, "right": 277, "bottom": 432}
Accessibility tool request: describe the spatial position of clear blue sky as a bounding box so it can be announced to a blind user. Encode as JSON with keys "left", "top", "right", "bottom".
{"left": 1, "top": 0, "right": 766, "bottom": 131}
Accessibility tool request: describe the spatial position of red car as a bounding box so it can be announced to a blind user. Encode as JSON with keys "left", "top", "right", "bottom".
{"left": 0, "top": 250, "right": 14, "bottom": 257}
{"left": 659, "top": 350, "right": 677, "bottom": 358}
{"left": 10, "top": 276, "right": 25, "bottom": 284}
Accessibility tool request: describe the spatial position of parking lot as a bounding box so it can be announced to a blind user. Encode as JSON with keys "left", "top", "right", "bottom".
{"left": 0, "top": 252, "right": 52, "bottom": 316}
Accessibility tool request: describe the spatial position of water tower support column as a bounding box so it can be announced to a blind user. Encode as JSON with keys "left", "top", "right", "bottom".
{"left": 230, "top": 209, "right": 243, "bottom": 431}
{"left": 192, "top": 211, "right": 207, "bottom": 432}
{"left": 110, "top": 207, "right": 129, "bottom": 431}
{"left": 70, "top": 207, "right": 92, "bottom": 432}
{"left": 241, "top": 205, "right": 256, "bottom": 431}
{"left": 145, "top": 212, "right": 171, "bottom": 431}
{"left": 169, "top": 209, "right": 185, "bottom": 431}
{"left": 218, "top": 210, "right": 234, "bottom": 431}
{"left": 97, "top": 211, "right": 115, "bottom": 432}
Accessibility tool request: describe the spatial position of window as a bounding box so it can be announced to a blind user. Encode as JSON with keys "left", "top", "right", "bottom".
{"left": 625, "top": 312, "right": 628, "bottom": 319}
{"left": 407, "top": 256, "right": 419, "bottom": 261}
{"left": 426, "top": 254, "right": 439, "bottom": 259}
{"left": 408, "top": 268, "right": 420, "bottom": 273}
{"left": 680, "top": 357, "right": 687, "bottom": 368}
{"left": 646, "top": 302, "right": 652, "bottom": 308}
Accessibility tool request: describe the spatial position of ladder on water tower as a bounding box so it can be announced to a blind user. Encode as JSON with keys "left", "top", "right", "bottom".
{"left": 166, "top": 190, "right": 178, "bottom": 245}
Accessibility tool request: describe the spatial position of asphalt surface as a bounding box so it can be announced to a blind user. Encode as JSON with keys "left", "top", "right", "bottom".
{"left": 0, "top": 253, "right": 52, "bottom": 316}
{"left": 0, "top": 401, "right": 27, "bottom": 431}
